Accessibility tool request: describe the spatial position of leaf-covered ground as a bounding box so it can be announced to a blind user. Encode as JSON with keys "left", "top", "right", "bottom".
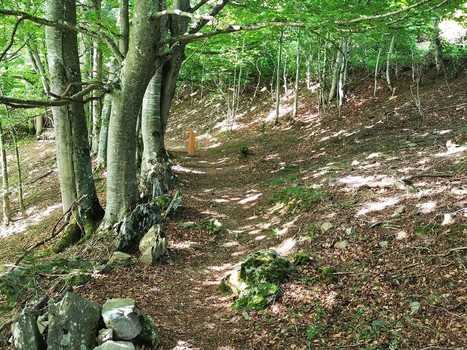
{"left": 1, "top": 70, "right": 466, "bottom": 349}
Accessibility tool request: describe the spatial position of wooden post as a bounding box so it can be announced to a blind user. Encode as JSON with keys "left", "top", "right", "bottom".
{"left": 188, "top": 129, "right": 195, "bottom": 156}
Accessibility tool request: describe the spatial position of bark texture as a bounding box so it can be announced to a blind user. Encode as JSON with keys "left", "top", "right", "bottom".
{"left": 45, "top": 0, "right": 103, "bottom": 229}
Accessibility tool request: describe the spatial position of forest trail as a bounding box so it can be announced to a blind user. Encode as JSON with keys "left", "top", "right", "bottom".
{"left": 1, "top": 71, "right": 466, "bottom": 349}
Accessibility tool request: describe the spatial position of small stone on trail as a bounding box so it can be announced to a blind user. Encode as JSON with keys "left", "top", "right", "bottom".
{"left": 321, "top": 222, "right": 334, "bottom": 232}
{"left": 334, "top": 240, "right": 349, "bottom": 249}
{"left": 441, "top": 213, "right": 456, "bottom": 226}
{"left": 393, "top": 180, "right": 407, "bottom": 190}
{"left": 379, "top": 241, "right": 388, "bottom": 249}
{"left": 108, "top": 251, "right": 132, "bottom": 268}
{"left": 391, "top": 206, "right": 405, "bottom": 218}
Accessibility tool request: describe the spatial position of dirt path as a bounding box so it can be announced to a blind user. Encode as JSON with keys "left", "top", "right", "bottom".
{"left": 82, "top": 147, "right": 282, "bottom": 349}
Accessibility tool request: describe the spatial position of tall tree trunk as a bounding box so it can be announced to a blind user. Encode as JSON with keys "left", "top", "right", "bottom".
{"left": 141, "top": 68, "right": 164, "bottom": 197}
{"left": 27, "top": 42, "right": 49, "bottom": 136}
{"left": 275, "top": 29, "right": 283, "bottom": 124}
{"left": 329, "top": 40, "right": 344, "bottom": 103}
{"left": 91, "top": 0, "right": 103, "bottom": 155}
{"left": 96, "top": 93, "right": 111, "bottom": 168}
{"left": 386, "top": 34, "right": 396, "bottom": 92}
{"left": 119, "top": 0, "right": 130, "bottom": 56}
{"left": 45, "top": 0, "right": 103, "bottom": 231}
{"left": 140, "top": 0, "right": 190, "bottom": 198}
{"left": 373, "top": 46, "right": 383, "bottom": 97}
{"left": 337, "top": 40, "right": 350, "bottom": 110}
{"left": 0, "top": 121, "right": 11, "bottom": 226}
{"left": 433, "top": 17, "right": 442, "bottom": 73}
{"left": 10, "top": 127, "right": 25, "bottom": 211}
{"left": 104, "top": 0, "right": 164, "bottom": 224}
{"left": 292, "top": 31, "right": 300, "bottom": 119}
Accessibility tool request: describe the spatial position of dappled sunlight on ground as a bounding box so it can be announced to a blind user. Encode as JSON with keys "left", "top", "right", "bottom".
{"left": 356, "top": 197, "right": 400, "bottom": 216}
{"left": 0, "top": 203, "right": 62, "bottom": 238}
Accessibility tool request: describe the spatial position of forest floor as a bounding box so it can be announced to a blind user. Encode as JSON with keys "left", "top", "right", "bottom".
{"left": 1, "top": 69, "right": 466, "bottom": 349}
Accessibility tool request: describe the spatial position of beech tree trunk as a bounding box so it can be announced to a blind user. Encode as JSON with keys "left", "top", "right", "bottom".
{"left": 140, "top": 0, "right": 190, "bottom": 198}
{"left": 45, "top": 0, "right": 103, "bottom": 231}
{"left": 104, "top": 0, "right": 164, "bottom": 223}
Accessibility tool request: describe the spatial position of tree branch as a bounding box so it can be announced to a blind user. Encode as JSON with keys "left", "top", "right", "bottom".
{"left": 0, "top": 83, "right": 108, "bottom": 109}
{"left": 0, "top": 9, "right": 124, "bottom": 63}
{"left": 166, "top": 22, "right": 304, "bottom": 45}
{"left": 189, "top": 0, "right": 231, "bottom": 34}
{"left": 189, "top": 0, "right": 210, "bottom": 13}
{"left": 333, "top": 0, "right": 440, "bottom": 26}
{"left": 0, "top": 16, "right": 24, "bottom": 62}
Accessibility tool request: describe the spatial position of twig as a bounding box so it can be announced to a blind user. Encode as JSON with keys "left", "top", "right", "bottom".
{"left": 14, "top": 196, "right": 86, "bottom": 265}
{"left": 28, "top": 169, "right": 54, "bottom": 185}
{"left": 430, "top": 246, "right": 467, "bottom": 258}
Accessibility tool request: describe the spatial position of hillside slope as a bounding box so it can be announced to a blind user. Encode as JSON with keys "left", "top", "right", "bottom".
{"left": 1, "top": 69, "right": 466, "bottom": 349}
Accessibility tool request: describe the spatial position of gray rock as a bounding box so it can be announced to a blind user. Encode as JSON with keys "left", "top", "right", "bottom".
{"left": 47, "top": 292, "right": 101, "bottom": 350}
{"left": 11, "top": 309, "right": 45, "bottom": 350}
{"left": 102, "top": 299, "right": 142, "bottom": 340}
{"left": 97, "top": 328, "right": 113, "bottom": 345}
{"left": 117, "top": 203, "right": 161, "bottom": 251}
{"left": 93, "top": 340, "right": 135, "bottom": 350}
{"left": 108, "top": 251, "right": 132, "bottom": 268}
{"left": 139, "top": 225, "right": 168, "bottom": 265}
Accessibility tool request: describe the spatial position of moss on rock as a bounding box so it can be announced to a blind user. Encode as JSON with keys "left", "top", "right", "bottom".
{"left": 220, "top": 250, "right": 295, "bottom": 310}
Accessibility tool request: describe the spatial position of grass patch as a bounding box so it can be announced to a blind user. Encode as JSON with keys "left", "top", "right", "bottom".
{"left": 270, "top": 185, "right": 326, "bottom": 210}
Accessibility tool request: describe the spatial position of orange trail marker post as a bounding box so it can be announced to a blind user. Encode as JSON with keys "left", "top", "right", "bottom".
{"left": 188, "top": 129, "right": 195, "bottom": 156}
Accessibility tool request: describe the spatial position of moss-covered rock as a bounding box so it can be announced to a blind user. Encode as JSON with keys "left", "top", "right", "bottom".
{"left": 220, "top": 250, "right": 294, "bottom": 310}
{"left": 53, "top": 221, "right": 82, "bottom": 253}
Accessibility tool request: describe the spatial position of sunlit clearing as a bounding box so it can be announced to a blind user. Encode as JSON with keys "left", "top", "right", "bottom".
{"left": 207, "top": 262, "right": 235, "bottom": 272}
{"left": 265, "top": 103, "right": 293, "bottom": 123}
{"left": 265, "top": 153, "right": 279, "bottom": 160}
{"left": 395, "top": 231, "right": 409, "bottom": 240}
{"left": 319, "top": 290, "right": 338, "bottom": 309}
{"left": 418, "top": 201, "right": 437, "bottom": 214}
{"left": 199, "top": 158, "right": 229, "bottom": 165}
{"left": 200, "top": 210, "right": 226, "bottom": 218}
{"left": 239, "top": 193, "right": 262, "bottom": 204}
{"left": 172, "top": 165, "right": 205, "bottom": 174}
{"left": 337, "top": 175, "right": 394, "bottom": 189}
{"left": 367, "top": 152, "right": 381, "bottom": 159}
{"left": 357, "top": 197, "right": 399, "bottom": 216}
{"left": 440, "top": 20, "right": 466, "bottom": 43}
{"left": 435, "top": 144, "right": 466, "bottom": 157}
{"left": 1, "top": 203, "right": 62, "bottom": 238}
{"left": 275, "top": 216, "right": 300, "bottom": 237}
{"left": 300, "top": 112, "right": 319, "bottom": 124}
{"left": 207, "top": 142, "right": 222, "bottom": 148}
{"left": 361, "top": 162, "right": 381, "bottom": 170}
{"left": 222, "top": 241, "right": 239, "bottom": 248}
{"left": 173, "top": 340, "right": 198, "bottom": 350}
{"left": 171, "top": 241, "right": 199, "bottom": 249}
{"left": 275, "top": 237, "right": 297, "bottom": 255}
